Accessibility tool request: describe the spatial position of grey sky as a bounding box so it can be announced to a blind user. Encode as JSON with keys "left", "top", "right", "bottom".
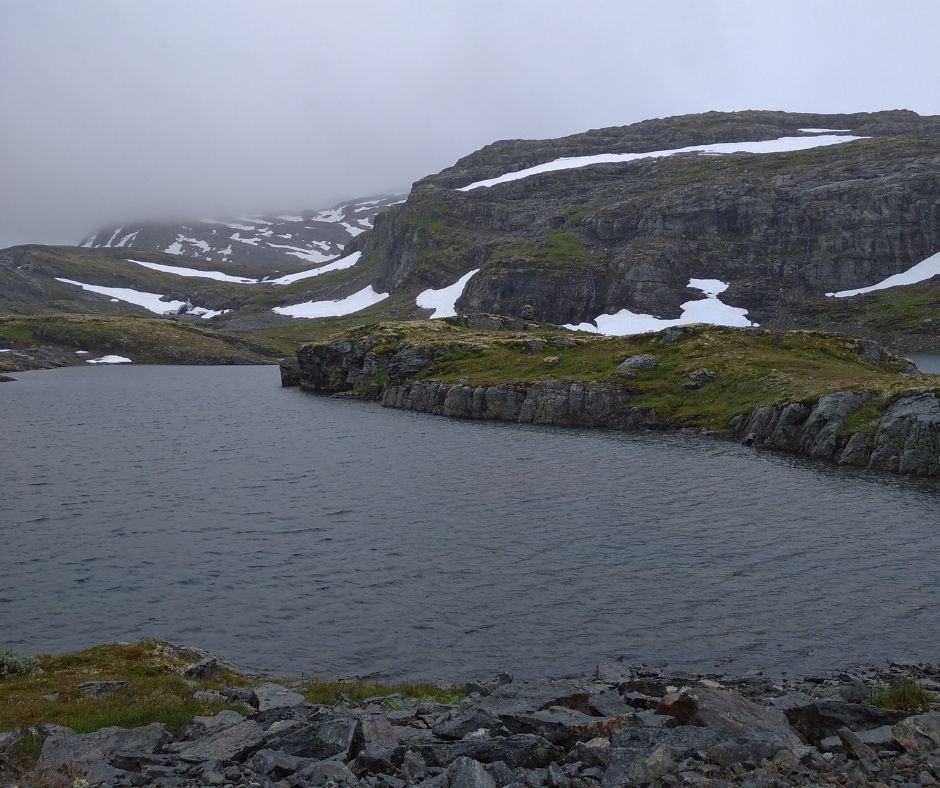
{"left": 1, "top": 0, "right": 938, "bottom": 248}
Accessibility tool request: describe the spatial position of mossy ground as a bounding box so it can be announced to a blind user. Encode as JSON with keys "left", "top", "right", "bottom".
{"left": 0, "top": 642, "right": 462, "bottom": 773}
{"left": 0, "top": 314, "right": 280, "bottom": 370}
{"left": 311, "top": 320, "right": 939, "bottom": 430}
{"left": 800, "top": 279, "right": 940, "bottom": 350}
{"left": 0, "top": 643, "right": 243, "bottom": 741}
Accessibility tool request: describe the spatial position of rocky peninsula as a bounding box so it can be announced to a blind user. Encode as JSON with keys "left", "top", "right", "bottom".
{"left": 281, "top": 317, "right": 940, "bottom": 477}
{"left": 3, "top": 642, "right": 940, "bottom": 787}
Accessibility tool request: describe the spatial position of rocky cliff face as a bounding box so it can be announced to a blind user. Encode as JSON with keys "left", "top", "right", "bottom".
{"left": 355, "top": 111, "right": 940, "bottom": 335}
{"left": 285, "top": 320, "right": 940, "bottom": 477}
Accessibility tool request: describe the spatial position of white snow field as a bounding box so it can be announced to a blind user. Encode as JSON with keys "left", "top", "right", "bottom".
{"left": 457, "top": 135, "right": 865, "bottom": 191}
{"left": 54, "top": 278, "right": 224, "bottom": 319}
{"left": 798, "top": 128, "right": 851, "bottom": 133}
{"left": 126, "top": 259, "right": 258, "bottom": 284}
{"left": 564, "top": 278, "right": 754, "bottom": 336}
{"left": 313, "top": 208, "right": 344, "bottom": 223}
{"left": 86, "top": 355, "right": 132, "bottom": 364}
{"left": 264, "top": 243, "right": 337, "bottom": 265}
{"left": 416, "top": 269, "right": 480, "bottom": 318}
{"left": 115, "top": 231, "right": 138, "bottom": 248}
{"left": 826, "top": 251, "right": 940, "bottom": 298}
{"left": 266, "top": 251, "right": 363, "bottom": 285}
{"left": 272, "top": 285, "right": 388, "bottom": 318}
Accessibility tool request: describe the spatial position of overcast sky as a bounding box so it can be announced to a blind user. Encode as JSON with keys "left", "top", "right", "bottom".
{"left": 1, "top": 0, "right": 938, "bottom": 248}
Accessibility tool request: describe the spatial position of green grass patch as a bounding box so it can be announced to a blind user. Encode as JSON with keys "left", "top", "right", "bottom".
{"left": 299, "top": 679, "right": 463, "bottom": 706}
{"left": 0, "top": 314, "right": 280, "bottom": 369}
{"left": 319, "top": 321, "right": 939, "bottom": 431}
{"left": 0, "top": 642, "right": 245, "bottom": 735}
{"left": 866, "top": 679, "right": 934, "bottom": 713}
{"left": 488, "top": 229, "right": 600, "bottom": 279}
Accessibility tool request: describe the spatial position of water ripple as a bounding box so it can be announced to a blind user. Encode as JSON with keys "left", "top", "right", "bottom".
{"left": 1, "top": 365, "right": 938, "bottom": 680}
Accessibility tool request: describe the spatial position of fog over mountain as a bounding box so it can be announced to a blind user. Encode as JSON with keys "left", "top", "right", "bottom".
{"left": 1, "top": 0, "right": 939, "bottom": 249}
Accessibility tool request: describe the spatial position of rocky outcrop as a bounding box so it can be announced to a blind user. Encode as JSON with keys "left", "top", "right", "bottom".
{"left": 353, "top": 110, "right": 940, "bottom": 339}
{"left": 15, "top": 655, "right": 940, "bottom": 788}
{"left": 284, "top": 324, "right": 940, "bottom": 476}
{"left": 739, "top": 391, "right": 940, "bottom": 475}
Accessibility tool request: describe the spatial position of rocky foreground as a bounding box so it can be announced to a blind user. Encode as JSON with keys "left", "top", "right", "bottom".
{"left": 5, "top": 652, "right": 940, "bottom": 788}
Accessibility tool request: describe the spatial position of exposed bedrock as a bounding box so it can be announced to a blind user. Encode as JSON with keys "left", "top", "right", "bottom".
{"left": 355, "top": 110, "right": 940, "bottom": 331}
{"left": 740, "top": 391, "right": 940, "bottom": 475}
{"left": 284, "top": 330, "right": 940, "bottom": 477}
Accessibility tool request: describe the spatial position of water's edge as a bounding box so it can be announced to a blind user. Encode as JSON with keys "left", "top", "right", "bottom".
{"left": 284, "top": 340, "right": 940, "bottom": 478}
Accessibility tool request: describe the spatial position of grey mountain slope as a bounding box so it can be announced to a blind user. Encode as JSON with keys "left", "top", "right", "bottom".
{"left": 80, "top": 195, "right": 405, "bottom": 273}
{"left": 3, "top": 111, "right": 939, "bottom": 352}
{"left": 355, "top": 109, "right": 940, "bottom": 338}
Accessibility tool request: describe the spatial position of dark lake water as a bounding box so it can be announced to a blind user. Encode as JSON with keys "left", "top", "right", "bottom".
{"left": 910, "top": 352, "right": 940, "bottom": 374}
{"left": 2, "top": 365, "right": 939, "bottom": 681}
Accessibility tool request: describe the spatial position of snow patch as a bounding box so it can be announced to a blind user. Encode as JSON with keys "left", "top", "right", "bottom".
{"left": 115, "top": 231, "right": 139, "bottom": 248}
{"left": 164, "top": 241, "right": 184, "bottom": 255}
{"left": 125, "top": 259, "right": 258, "bottom": 284}
{"left": 276, "top": 214, "right": 304, "bottom": 222}
{"left": 341, "top": 222, "right": 366, "bottom": 237}
{"left": 75, "top": 350, "right": 89, "bottom": 355}
{"left": 416, "top": 269, "right": 480, "bottom": 318}
{"left": 267, "top": 251, "right": 362, "bottom": 285}
{"left": 103, "top": 228, "right": 122, "bottom": 247}
{"left": 312, "top": 208, "right": 344, "bottom": 223}
{"left": 54, "top": 278, "right": 222, "bottom": 319}
{"left": 799, "top": 128, "right": 851, "bottom": 133}
{"left": 188, "top": 307, "right": 230, "bottom": 319}
{"left": 272, "top": 285, "right": 388, "bottom": 318}
{"left": 231, "top": 232, "right": 261, "bottom": 246}
{"left": 211, "top": 221, "right": 256, "bottom": 231}
{"left": 81, "top": 235, "right": 96, "bottom": 248}
{"left": 178, "top": 235, "right": 211, "bottom": 253}
{"left": 564, "top": 278, "right": 755, "bottom": 336}
{"left": 87, "top": 355, "right": 132, "bottom": 364}
{"left": 265, "top": 243, "right": 337, "bottom": 265}
{"left": 458, "top": 135, "right": 867, "bottom": 191}
{"left": 826, "top": 251, "right": 940, "bottom": 297}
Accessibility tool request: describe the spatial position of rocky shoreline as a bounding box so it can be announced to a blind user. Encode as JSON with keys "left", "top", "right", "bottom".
{"left": 5, "top": 647, "right": 940, "bottom": 787}
{"left": 281, "top": 319, "right": 940, "bottom": 478}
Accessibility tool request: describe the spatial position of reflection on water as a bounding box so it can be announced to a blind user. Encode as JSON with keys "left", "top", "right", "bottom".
{"left": 1, "top": 365, "right": 938, "bottom": 680}
{"left": 909, "top": 353, "right": 940, "bottom": 375}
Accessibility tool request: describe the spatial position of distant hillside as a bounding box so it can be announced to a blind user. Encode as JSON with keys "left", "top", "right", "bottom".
{"left": 79, "top": 195, "right": 405, "bottom": 273}
{"left": 354, "top": 109, "right": 940, "bottom": 349}
{"left": 2, "top": 112, "right": 939, "bottom": 357}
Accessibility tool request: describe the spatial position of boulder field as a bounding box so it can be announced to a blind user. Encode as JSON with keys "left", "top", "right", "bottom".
{"left": 8, "top": 656, "right": 940, "bottom": 787}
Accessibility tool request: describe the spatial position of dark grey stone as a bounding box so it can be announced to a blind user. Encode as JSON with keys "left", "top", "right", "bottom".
{"left": 433, "top": 709, "right": 502, "bottom": 741}
{"left": 617, "top": 354, "right": 659, "bottom": 371}
{"left": 253, "top": 683, "right": 307, "bottom": 712}
{"left": 182, "top": 657, "right": 225, "bottom": 681}
{"left": 77, "top": 680, "right": 130, "bottom": 698}
{"left": 397, "top": 734, "right": 561, "bottom": 769}
{"left": 447, "top": 756, "right": 497, "bottom": 788}
{"left": 37, "top": 723, "right": 170, "bottom": 782}
{"left": 266, "top": 716, "right": 361, "bottom": 760}
{"left": 174, "top": 720, "right": 268, "bottom": 762}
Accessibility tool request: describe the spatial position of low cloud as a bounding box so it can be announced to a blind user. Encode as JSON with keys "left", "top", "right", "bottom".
{"left": 1, "top": 0, "right": 938, "bottom": 248}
